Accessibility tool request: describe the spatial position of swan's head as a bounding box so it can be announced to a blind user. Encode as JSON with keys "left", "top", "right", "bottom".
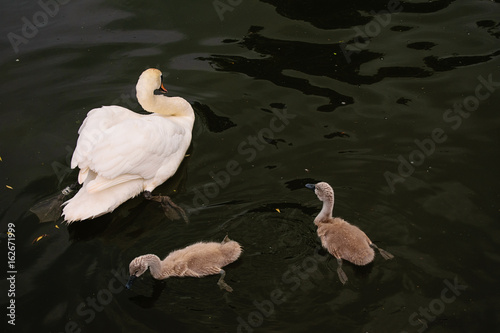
{"left": 126, "top": 256, "right": 150, "bottom": 289}
{"left": 305, "top": 182, "right": 334, "bottom": 202}
{"left": 135, "top": 68, "right": 195, "bottom": 118}
{"left": 136, "top": 68, "right": 167, "bottom": 96}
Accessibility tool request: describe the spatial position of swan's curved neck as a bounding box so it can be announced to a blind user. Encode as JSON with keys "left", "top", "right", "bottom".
{"left": 137, "top": 90, "right": 194, "bottom": 120}
{"left": 316, "top": 196, "right": 334, "bottom": 224}
{"left": 142, "top": 254, "right": 176, "bottom": 279}
{"left": 139, "top": 254, "right": 161, "bottom": 279}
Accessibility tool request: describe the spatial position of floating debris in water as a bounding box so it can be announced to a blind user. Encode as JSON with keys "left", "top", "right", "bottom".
{"left": 6, "top": 185, "right": 13, "bottom": 190}
{"left": 32, "top": 234, "right": 49, "bottom": 244}
{"left": 275, "top": 208, "right": 281, "bottom": 213}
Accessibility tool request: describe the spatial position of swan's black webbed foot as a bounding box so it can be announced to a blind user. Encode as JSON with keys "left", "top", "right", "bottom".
{"left": 370, "top": 243, "right": 394, "bottom": 260}
{"left": 30, "top": 184, "right": 78, "bottom": 223}
{"left": 217, "top": 269, "right": 233, "bottom": 292}
{"left": 143, "top": 191, "right": 188, "bottom": 223}
{"left": 336, "top": 258, "right": 348, "bottom": 285}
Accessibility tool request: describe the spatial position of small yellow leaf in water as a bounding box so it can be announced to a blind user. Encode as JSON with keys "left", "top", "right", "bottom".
{"left": 55, "top": 225, "right": 60, "bottom": 229}
{"left": 0, "top": 156, "right": 2, "bottom": 161}
{"left": 33, "top": 234, "right": 49, "bottom": 244}
{"left": 276, "top": 208, "right": 281, "bottom": 213}
{"left": 6, "top": 185, "right": 13, "bottom": 190}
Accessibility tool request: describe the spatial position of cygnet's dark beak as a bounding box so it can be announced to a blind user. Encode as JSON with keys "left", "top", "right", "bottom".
{"left": 125, "top": 275, "right": 137, "bottom": 289}
{"left": 305, "top": 183, "right": 315, "bottom": 190}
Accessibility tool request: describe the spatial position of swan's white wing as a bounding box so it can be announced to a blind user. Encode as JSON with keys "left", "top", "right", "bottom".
{"left": 89, "top": 116, "right": 187, "bottom": 179}
{"left": 71, "top": 106, "right": 140, "bottom": 173}
{"left": 72, "top": 108, "right": 188, "bottom": 193}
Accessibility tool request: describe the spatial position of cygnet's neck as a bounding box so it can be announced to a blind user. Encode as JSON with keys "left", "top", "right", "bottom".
{"left": 137, "top": 90, "right": 195, "bottom": 120}
{"left": 142, "top": 254, "right": 176, "bottom": 279}
{"left": 315, "top": 196, "right": 334, "bottom": 225}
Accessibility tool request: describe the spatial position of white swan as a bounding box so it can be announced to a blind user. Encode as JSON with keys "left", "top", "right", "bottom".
{"left": 62, "top": 68, "right": 195, "bottom": 223}
{"left": 306, "top": 182, "right": 394, "bottom": 284}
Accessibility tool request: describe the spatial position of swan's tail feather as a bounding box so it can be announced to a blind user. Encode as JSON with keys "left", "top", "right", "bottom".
{"left": 87, "top": 174, "right": 142, "bottom": 193}
{"left": 62, "top": 171, "right": 143, "bottom": 223}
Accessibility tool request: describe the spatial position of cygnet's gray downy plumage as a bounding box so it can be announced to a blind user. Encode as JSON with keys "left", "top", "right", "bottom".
{"left": 306, "top": 182, "right": 393, "bottom": 284}
{"left": 126, "top": 235, "right": 242, "bottom": 292}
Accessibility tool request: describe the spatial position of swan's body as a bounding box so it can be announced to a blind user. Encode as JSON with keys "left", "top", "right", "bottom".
{"left": 126, "top": 236, "right": 242, "bottom": 292}
{"left": 306, "top": 182, "right": 393, "bottom": 284}
{"left": 62, "top": 69, "right": 194, "bottom": 223}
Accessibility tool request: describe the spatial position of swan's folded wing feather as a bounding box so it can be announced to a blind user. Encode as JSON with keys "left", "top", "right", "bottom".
{"left": 71, "top": 106, "right": 139, "bottom": 170}
{"left": 87, "top": 116, "right": 187, "bottom": 180}
{"left": 86, "top": 174, "right": 142, "bottom": 193}
{"left": 78, "top": 167, "right": 89, "bottom": 184}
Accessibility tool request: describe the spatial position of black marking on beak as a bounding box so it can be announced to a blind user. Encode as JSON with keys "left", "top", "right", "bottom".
{"left": 305, "top": 184, "right": 315, "bottom": 190}
{"left": 126, "top": 275, "right": 137, "bottom": 289}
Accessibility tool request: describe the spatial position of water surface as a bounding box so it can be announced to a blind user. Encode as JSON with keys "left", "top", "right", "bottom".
{"left": 1, "top": 0, "right": 500, "bottom": 332}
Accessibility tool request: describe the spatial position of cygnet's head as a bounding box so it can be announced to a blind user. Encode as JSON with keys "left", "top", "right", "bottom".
{"left": 126, "top": 256, "right": 150, "bottom": 289}
{"left": 305, "top": 182, "right": 334, "bottom": 202}
{"left": 128, "top": 256, "right": 149, "bottom": 277}
{"left": 136, "top": 68, "right": 167, "bottom": 94}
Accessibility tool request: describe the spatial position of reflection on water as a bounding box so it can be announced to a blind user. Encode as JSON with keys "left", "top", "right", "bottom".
{"left": 1, "top": 0, "right": 500, "bottom": 332}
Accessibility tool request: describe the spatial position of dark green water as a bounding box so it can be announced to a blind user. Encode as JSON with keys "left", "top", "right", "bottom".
{"left": 1, "top": 0, "right": 500, "bottom": 332}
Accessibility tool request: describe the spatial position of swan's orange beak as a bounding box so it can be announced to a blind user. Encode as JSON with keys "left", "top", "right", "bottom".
{"left": 159, "top": 82, "right": 168, "bottom": 93}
